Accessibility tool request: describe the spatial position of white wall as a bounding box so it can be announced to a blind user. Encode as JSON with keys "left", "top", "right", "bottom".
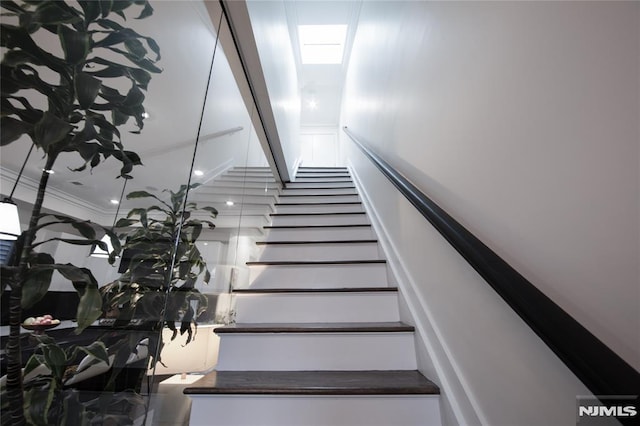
{"left": 299, "top": 126, "right": 342, "bottom": 167}
{"left": 246, "top": 0, "right": 301, "bottom": 179}
{"left": 342, "top": 1, "right": 639, "bottom": 424}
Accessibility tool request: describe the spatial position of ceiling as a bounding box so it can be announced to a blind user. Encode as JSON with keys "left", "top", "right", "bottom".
{"left": 283, "top": 1, "right": 361, "bottom": 128}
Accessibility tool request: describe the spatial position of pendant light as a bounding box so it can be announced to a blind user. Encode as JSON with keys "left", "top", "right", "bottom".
{"left": 0, "top": 144, "right": 35, "bottom": 240}
{"left": 91, "top": 179, "right": 128, "bottom": 258}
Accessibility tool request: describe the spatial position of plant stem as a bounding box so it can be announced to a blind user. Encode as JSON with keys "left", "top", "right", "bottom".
{"left": 6, "top": 152, "right": 58, "bottom": 426}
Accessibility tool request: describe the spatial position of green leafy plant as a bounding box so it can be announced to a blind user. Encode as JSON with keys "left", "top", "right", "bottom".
{"left": 0, "top": 333, "right": 151, "bottom": 426}
{"left": 101, "top": 184, "right": 217, "bottom": 353}
{"left": 0, "top": 1, "right": 160, "bottom": 424}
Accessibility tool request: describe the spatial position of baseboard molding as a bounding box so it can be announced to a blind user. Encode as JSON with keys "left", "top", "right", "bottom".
{"left": 348, "top": 161, "right": 482, "bottom": 426}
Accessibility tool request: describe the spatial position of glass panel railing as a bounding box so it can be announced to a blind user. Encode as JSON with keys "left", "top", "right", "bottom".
{"left": 0, "top": 1, "right": 276, "bottom": 424}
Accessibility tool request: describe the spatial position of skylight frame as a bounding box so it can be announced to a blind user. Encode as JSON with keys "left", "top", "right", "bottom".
{"left": 298, "top": 24, "right": 348, "bottom": 65}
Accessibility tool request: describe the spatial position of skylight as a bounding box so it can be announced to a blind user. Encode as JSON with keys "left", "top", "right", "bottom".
{"left": 298, "top": 25, "right": 348, "bottom": 65}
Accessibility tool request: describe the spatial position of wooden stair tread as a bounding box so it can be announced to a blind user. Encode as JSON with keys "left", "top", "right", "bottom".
{"left": 292, "top": 178, "right": 351, "bottom": 181}
{"left": 275, "top": 202, "right": 362, "bottom": 206}
{"left": 246, "top": 259, "right": 386, "bottom": 266}
{"left": 233, "top": 287, "right": 398, "bottom": 294}
{"left": 215, "top": 322, "right": 414, "bottom": 334}
{"left": 263, "top": 224, "right": 372, "bottom": 229}
{"left": 298, "top": 166, "right": 348, "bottom": 169}
{"left": 270, "top": 212, "right": 365, "bottom": 216}
{"left": 283, "top": 186, "right": 356, "bottom": 190}
{"left": 184, "top": 370, "right": 439, "bottom": 395}
{"left": 256, "top": 239, "right": 377, "bottom": 245}
{"left": 279, "top": 193, "right": 358, "bottom": 197}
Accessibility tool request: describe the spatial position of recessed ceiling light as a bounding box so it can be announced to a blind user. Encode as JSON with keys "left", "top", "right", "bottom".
{"left": 308, "top": 99, "right": 318, "bottom": 109}
{"left": 225, "top": 200, "right": 234, "bottom": 206}
{"left": 298, "top": 25, "right": 348, "bottom": 65}
{"left": 141, "top": 112, "right": 150, "bottom": 119}
{"left": 194, "top": 170, "right": 204, "bottom": 177}
{"left": 43, "top": 169, "right": 54, "bottom": 174}
{"left": 110, "top": 199, "right": 119, "bottom": 205}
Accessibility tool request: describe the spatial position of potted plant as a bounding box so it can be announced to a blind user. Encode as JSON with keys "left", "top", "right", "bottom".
{"left": 100, "top": 183, "right": 217, "bottom": 360}
{"left": 0, "top": 1, "right": 160, "bottom": 424}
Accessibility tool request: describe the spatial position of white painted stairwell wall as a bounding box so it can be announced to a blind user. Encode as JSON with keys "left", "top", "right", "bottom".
{"left": 341, "top": 1, "right": 639, "bottom": 425}
{"left": 245, "top": 0, "right": 301, "bottom": 179}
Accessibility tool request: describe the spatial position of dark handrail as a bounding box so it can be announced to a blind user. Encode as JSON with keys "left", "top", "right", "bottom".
{"left": 343, "top": 126, "right": 639, "bottom": 410}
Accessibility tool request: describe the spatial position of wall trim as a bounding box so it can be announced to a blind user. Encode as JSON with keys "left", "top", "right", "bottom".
{"left": 348, "top": 160, "right": 483, "bottom": 426}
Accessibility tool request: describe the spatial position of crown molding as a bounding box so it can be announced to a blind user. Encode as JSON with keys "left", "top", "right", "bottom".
{"left": 1, "top": 167, "right": 115, "bottom": 225}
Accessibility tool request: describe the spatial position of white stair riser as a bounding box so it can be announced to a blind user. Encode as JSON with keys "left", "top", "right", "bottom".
{"left": 275, "top": 204, "right": 364, "bottom": 214}
{"left": 271, "top": 214, "right": 369, "bottom": 226}
{"left": 235, "top": 292, "right": 400, "bottom": 323}
{"left": 294, "top": 177, "right": 352, "bottom": 183}
{"left": 216, "top": 332, "right": 417, "bottom": 370}
{"left": 215, "top": 175, "right": 276, "bottom": 183}
{"left": 286, "top": 182, "right": 354, "bottom": 189}
{"left": 226, "top": 171, "right": 276, "bottom": 177}
{"left": 211, "top": 181, "right": 280, "bottom": 189}
{"left": 189, "top": 193, "right": 275, "bottom": 204}
{"left": 215, "top": 215, "right": 268, "bottom": 229}
{"left": 217, "top": 206, "right": 273, "bottom": 215}
{"left": 278, "top": 195, "right": 360, "bottom": 203}
{"left": 202, "top": 187, "right": 280, "bottom": 196}
{"left": 264, "top": 227, "right": 375, "bottom": 242}
{"left": 296, "top": 172, "right": 350, "bottom": 178}
{"left": 249, "top": 263, "right": 390, "bottom": 288}
{"left": 256, "top": 243, "right": 380, "bottom": 262}
{"left": 281, "top": 188, "right": 356, "bottom": 196}
{"left": 189, "top": 395, "right": 442, "bottom": 426}
{"left": 224, "top": 173, "right": 277, "bottom": 182}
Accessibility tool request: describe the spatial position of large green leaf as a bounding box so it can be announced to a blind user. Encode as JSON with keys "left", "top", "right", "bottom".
{"left": 22, "top": 252, "right": 55, "bottom": 309}
{"left": 75, "top": 71, "right": 101, "bottom": 109}
{"left": 107, "top": 46, "right": 161, "bottom": 73}
{"left": 33, "top": 111, "right": 72, "bottom": 149}
{"left": 0, "top": 116, "right": 31, "bottom": 145}
{"left": 23, "top": 354, "right": 45, "bottom": 380}
{"left": 4, "top": 65, "right": 66, "bottom": 114}
{"left": 78, "top": 0, "right": 100, "bottom": 23}
{"left": 99, "top": 0, "right": 114, "bottom": 19}
{"left": 56, "top": 264, "right": 95, "bottom": 285}
{"left": 58, "top": 24, "right": 89, "bottom": 64}
{"left": 1, "top": 95, "right": 42, "bottom": 124}
{"left": 0, "top": 1, "right": 27, "bottom": 15}
{"left": 1, "top": 24, "right": 70, "bottom": 81}
{"left": 41, "top": 342, "right": 67, "bottom": 380}
{"left": 122, "top": 83, "right": 144, "bottom": 107}
{"left": 32, "top": 2, "right": 81, "bottom": 26}
{"left": 1, "top": 49, "right": 43, "bottom": 67}
{"left": 201, "top": 206, "right": 219, "bottom": 217}
{"left": 124, "top": 37, "right": 145, "bottom": 59}
{"left": 70, "top": 341, "right": 109, "bottom": 365}
{"left": 136, "top": 1, "right": 153, "bottom": 20}
{"left": 33, "top": 237, "right": 102, "bottom": 248}
{"left": 75, "top": 285, "right": 102, "bottom": 332}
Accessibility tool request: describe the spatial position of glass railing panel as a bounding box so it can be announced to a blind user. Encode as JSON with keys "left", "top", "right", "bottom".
{"left": 144, "top": 5, "right": 277, "bottom": 426}
{"left": 0, "top": 1, "right": 232, "bottom": 424}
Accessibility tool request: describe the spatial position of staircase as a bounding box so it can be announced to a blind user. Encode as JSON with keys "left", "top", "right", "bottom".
{"left": 185, "top": 167, "right": 441, "bottom": 426}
